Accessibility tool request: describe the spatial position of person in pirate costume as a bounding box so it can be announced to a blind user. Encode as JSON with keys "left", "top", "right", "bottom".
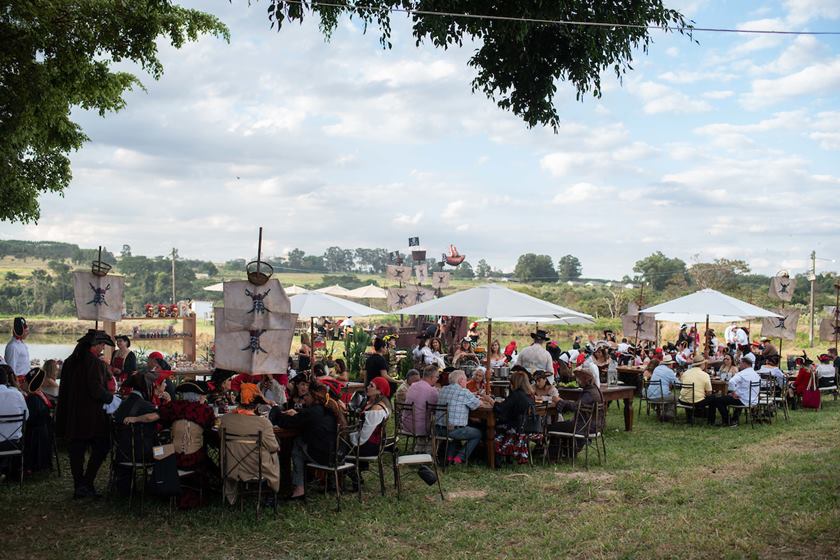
{"left": 23, "top": 367, "right": 55, "bottom": 473}
{"left": 56, "top": 329, "right": 115, "bottom": 499}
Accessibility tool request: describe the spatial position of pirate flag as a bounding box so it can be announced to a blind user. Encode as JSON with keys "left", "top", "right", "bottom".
{"left": 73, "top": 271, "right": 125, "bottom": 322}
{"left": 415, "top": 263, "right": 429, "bottom": 284}
{"left": 222, "top": 279, "right": 292, "bottom": 331}
{"left": 387, "top": 287, "right": 411, "bottom": 310}
{"left": 386, "top": 265, "right": 411, "bottom": 283}
{"left": 431, "top": 271, "right": 451, "bottom": 289}
{"left": 819, "top": 315, "right": 840, "bottom": 342}
{"left": 213, "top": 308, "right": 296, "bottom": 374}
{"left": 621, "top": 312, "right": 656, "bottom": 342}
{"left": 760, "top": 308, "right": 800, "bottom": 341}
{"left": 768, "top": 275, "right": 796, "bottom": 302}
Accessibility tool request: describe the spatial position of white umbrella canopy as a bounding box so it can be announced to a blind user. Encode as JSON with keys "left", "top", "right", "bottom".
{"left": 284, "top": 285, "right": 308, "bottom": 295}
{"left": 315, "top": 284, "right": 353, "bottom": 297}
{"left": 203, "top": 282, "right": 224, "bottom": 292}
{"left": 346, "top": 284, "right": 388, "bottom": 299}
{"left": 396, "top": 284, "right": 593, "bottom": 320}
{"left": 289, "top": 291, "right": 384, "bottom": 319}
{"left": 642, "top": 289, "right": 781, "bottom": 319}
{"left": 654, "top": 312, "right": 745, "bottom": 324}
{"left": 478, "top": 315, "right": 594, "bottom": 325}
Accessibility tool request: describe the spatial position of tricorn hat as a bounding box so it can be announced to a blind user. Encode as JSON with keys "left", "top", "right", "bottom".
{"left": 530, "top": 329, "right": 550, "bottom": 342}
{"left": 176, "top": 380, "right": 208, "bottom": 395}
{"left": 26, "top": 367, "right": 45, "bottom": 393}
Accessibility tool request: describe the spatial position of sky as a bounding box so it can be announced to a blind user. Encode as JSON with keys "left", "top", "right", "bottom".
{"left": 3, "top": 0, "right": 840, "bottom": 279}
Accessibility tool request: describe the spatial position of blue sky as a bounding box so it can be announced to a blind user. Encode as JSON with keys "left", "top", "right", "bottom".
{"left": 3, "top": 0, "right": 840, "bottom": 278}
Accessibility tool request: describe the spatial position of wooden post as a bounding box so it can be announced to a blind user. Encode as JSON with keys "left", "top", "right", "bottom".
{"left": 634, "top": 283, "right": 645, "bottom": 347}
{"left": 182, "top": 313, "right": 197, "bottom": 362}
{"left": 95, "top": 245, "right": 102, "bottom": 331}
{"left": 485, "top": 318, "right": 492, "bottom": 396}
{"left": 102, "top": 319, "right": 117, "bottom": 362}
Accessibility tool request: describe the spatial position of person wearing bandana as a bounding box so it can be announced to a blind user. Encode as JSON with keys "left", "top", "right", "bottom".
{"left": 5, "top": 317, "right": 31, "bottom": 380}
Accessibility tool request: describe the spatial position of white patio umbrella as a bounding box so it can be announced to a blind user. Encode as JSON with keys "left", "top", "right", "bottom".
{"left": 642, "top": 288, "right": 781, "bottom": 356}
{"left": 654, "top": 312, "right": 745, "bottom": 324}
{"left": 284, "top": 285, "right": 308, "bottom": 295}
{"left": 396, "top": 284, "right": 592, "bottom": 392}
{"left": 289, "top": 291, "right": 384, "bottom": 351}
{"left": 346, "top": 284, "right": 388, "bottom": 299}
{"left": 478, "top": 315, "right": 594, "bottom": 326}
{"left": 315, "top": 284, "right": 353, "bottom": 297}
{"left": 203, "top": 282, "right": 224, "bottom": 292}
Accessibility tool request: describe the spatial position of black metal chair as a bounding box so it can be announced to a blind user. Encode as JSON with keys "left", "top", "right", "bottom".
{"left": 393, "top": 402, "right": 417, "bottom": 453}
{"left": 346, "top": 415, "right": 391, "bottom": 497}
{"left": 0, "top": 413, "right": 26, "bottom": 487}
{"left": 220, "top": 426, "right": 278, "bottom": 519}
{"left": 426, "top": 403, "right": 463, "bottom": 469}
{"left": 674, "top": 382, "right": 703, "bottom": 425}
{"left": 305, "top": 422, "right": 359, "bottom": 512}
{"left": 639, "top": 379, "right": 666, "bottom": 417}
{"left": 112, "top": 422, "right": 154, "bottom": 515}
{"left": 545, "top": 402, "right": 601, "bottom": 469}
{"left": 727, "top": 381, "right": 763, "bottom": 428}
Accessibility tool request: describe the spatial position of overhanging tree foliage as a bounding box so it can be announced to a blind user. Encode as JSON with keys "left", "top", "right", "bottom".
{"left": 0, "top": 1, "right": 229, "bottom": 223}
{"left": 263, "top": 1, "right": 690, "bottom": 128}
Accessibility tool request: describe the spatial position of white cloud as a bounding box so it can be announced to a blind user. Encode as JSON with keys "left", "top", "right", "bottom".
{"left": 703, "top": 90, "right": 734, "bottom": 100}
{"left": 741, "top": 58, "right": 840, "bottom": 108}
{"left": 784, "top": 0, "right": 840, "bottom": 25}
{"left": 442, "top": 200, "right": 465, "bottom": 220}
{"left": 393, "top": 212, "right": 423, "bottom": 225}
{"left": 551, "top": 183, "right": 609, "bottom": 204}
{"left": 631, "top": 81, "right": 712, "bottom": 114}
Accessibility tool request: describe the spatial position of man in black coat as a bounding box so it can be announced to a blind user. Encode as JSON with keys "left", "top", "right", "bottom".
{"left": 56, "top": 330, "right": 115, "bottom": 498}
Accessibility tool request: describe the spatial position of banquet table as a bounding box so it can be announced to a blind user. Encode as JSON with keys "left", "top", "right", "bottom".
{"left": 556, "top": 385, "right": 637, "bottom": 431}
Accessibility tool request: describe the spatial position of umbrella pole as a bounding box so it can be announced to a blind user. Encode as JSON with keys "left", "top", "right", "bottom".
{"left": 704, "top": 315, "right": 710, "bottom": 358}
{"left": 486, "top": 319, "right": 492, "bottom": 396}
{"left": 310, "top": 317, "right": 315, "bottom": 367}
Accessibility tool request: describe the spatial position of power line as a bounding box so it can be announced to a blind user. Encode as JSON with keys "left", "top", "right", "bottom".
{"left": 280, "top": 0, "right": 840, "bottom": 36}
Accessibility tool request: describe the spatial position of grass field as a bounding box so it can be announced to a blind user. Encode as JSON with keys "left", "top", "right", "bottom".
{"left": 2, "top": 398, "right": 838, "bottom": 560}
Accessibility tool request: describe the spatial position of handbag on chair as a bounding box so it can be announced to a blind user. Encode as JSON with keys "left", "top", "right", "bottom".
{"left": 802, "top": 372, "right": 821, "bottom": 409}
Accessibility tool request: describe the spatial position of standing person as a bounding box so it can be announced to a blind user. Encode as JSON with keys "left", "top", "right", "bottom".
{"left": 517, "top": 329, "right": 554, "bottom": 379}
{"left": 56, "top": 330, "right": 115, "bottom": 499}
{"left": 487, "top": 340, "right": 505, "bottom": 368}
{"left": 365, "top": 338, "right": 397, "bottom": 388}
{"left": 110, "top": 335, "right": 137, "bottom": 383}
{"left": 5, "top": 317, "right": 30, "bottom": 380}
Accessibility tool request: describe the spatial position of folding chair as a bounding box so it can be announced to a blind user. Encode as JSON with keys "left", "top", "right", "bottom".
{"left": 393, "top": 402, "right": 417, "bottom": 453}
{"left": 0, "top": 413, "right": 26, "bottom": 487}
{"left": 113, "top": 423, "right": 154, "bottom": 515}
{"left": 674, "top": 382, "right": 702, "bottom": 425}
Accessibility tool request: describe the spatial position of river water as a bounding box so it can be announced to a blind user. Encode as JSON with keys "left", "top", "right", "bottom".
{"left": 0, "top": 335, "right": 187, "bottom": 363}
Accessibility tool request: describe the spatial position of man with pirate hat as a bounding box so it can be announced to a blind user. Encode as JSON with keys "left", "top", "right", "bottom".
{"left": 56, "top": 329, "right": 116, "bottom": 499}
{"left": 4, "top": 317, "right": 31, "bottom": 380}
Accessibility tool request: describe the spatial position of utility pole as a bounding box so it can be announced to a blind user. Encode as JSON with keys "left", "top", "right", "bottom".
{"left": 171, "top": 248, "right": 178, "bottom": 305}
{"left": 809, "top": 250, "right": 816, "bottom": 347}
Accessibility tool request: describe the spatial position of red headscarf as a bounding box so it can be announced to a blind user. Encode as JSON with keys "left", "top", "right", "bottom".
{"left": 371, "top": 376, "right": 391, "bottom": 397}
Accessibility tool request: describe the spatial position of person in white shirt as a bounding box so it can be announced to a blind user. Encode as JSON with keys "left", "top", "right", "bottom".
{"left": 707, "top": 357, "right": 760, "bottom": 426}
{"left": 4, "top": 317, "right": 31, "bottom": 379}
{"left": 0, "top": 365, "right": 28, "bottom": 477}
{"left": 734, "top": 327, "right": 749, "bottom": 349}
{"left": 420, "top": 337, "right": 446, "bottom": 369}
{"left": 412, "top": 334, "right": 429, "bottom": 362}
{"left": 724, "top": 322, "right": 736, "bottom": 348}
{"left": 517, "top": 329, "right": 554, "bottom": 377}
